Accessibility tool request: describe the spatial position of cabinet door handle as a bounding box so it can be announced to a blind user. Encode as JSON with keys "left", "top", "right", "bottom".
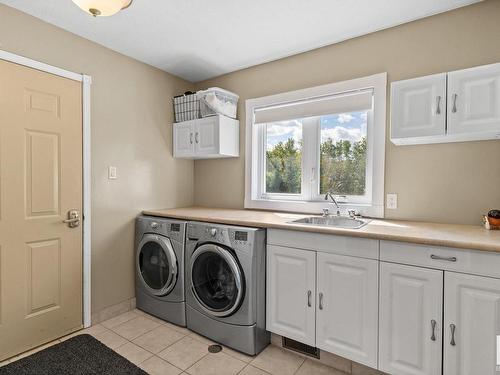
{"left": 318, "top": 292, "right": 324, "bottom": 310}
{"left": 436, "top": 96, "right": 441, "bottom": 115}
{"left": 307, "top": 290, "right": 312, "bottom": 307}
{"left": 430, "top": 319, "right": 437, "bottom": 341}
{"left": 430, "top": 254, "right": 457, "bottom": 262}
{"left": 452, "top": 94, "right": 458, "bottom": 113}
{"left": 450, "top": 324, "right": 456, "bottom": 346}
{"left": 195, "top": 132, "right": 199, "bottom": 144}
{"left": 189, "top": 132, "right": 193, "bottom": 144}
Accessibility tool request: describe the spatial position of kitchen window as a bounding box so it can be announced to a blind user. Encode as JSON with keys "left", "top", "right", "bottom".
{"left": 245, "top": 73, "right": 387, "bottom": 217}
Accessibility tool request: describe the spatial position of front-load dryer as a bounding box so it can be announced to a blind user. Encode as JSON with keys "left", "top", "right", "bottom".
{"left": 185, "top": 222, "right": 270, "bottom": 355}
{"left": 135, "top": 215, "right": 187, "bottom": 326}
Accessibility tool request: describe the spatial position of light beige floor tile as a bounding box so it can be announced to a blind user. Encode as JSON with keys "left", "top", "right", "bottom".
{"left": 133, "top": 325, "right": 185, "bottom": 353}
{"left": 60, "top": 324, "right": 108, "bottom": 342}
{"left": 101, "top": 310, "right": 139, "bottom": 329}
{"left": 158, "top": 336, "right": 208, "bottom": 370}
{"left": 351, "top": 362, "right": 388, "bottom": 375}
{"left": 250, "top": 345, "right": 305, "bottom": 375}
{"left": 186, "top": 352, "right": 246, "bottom": 375}
{"left": 114, "top": 342, "right": 153, "bottom": 365}
{"left": 163, "top": 321, "right": 191, "bottom": 335}
{"left": 140, "top": 356, "right": 182, "bottom": 375}
{"left": 239, "top": 365, "right": 272, "bottom": 375}
{"left": 295, "top": 359, "right": 348, "bottom": 375}
{"left": 188, "top": 331, "right": 215, "bottom": 345}
{"left": 93, "top": 329, "right": 128, "bottom": 349}
{"left": 221, "top": 345, "right": 255, "bottom": 363}
{"left": 112, "top": 316, "right": 161, "bottom": 340}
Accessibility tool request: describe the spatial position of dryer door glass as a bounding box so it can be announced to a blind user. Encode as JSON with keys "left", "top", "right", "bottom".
{"left": 190, "top": 244, "right": 244, "bottom": 317}
{"left": 138, "top": 235, "right": 178, "bottom": 296}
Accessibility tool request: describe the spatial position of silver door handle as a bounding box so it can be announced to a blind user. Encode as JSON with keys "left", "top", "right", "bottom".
{"left": 430, "top": 254, "right": 457, "bottom": 262}
{"left": 63, "top": 209, "right": 80, "bottom": 228}
{"left": 189, "top": 132, "right": 193, "bottom": 144}
{"left": 452, "top": 94, "right": 458, "bottom": 113}
{"left": 307, "top": 290, "right": 312, "bottom": 307}
{"left": 195, "top": 132, "right": 199, "bottom": 143}
{"left": 431, "top": 319, "right": 437, "bottom": 341}
{"left": 450, "top": 324, "right": 456, "bottom": 346}
{"left": 318, "top": 292, "right": 324, "bottom": 310}
{"left": 436, "top": 96, "right": 441, "bottom": 115}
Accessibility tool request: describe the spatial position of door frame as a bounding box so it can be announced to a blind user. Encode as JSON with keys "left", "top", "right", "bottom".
{"left": 0, "top": 49, "right": 92, "bottom": 328}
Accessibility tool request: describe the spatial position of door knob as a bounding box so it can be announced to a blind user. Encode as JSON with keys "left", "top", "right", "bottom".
{"left": 63, "top": 209, "right": 80, "bottom": 228}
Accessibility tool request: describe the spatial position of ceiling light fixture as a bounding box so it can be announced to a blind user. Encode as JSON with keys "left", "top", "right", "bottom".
{"left": 71, "top": 0, "right": 133, "bottom": 17}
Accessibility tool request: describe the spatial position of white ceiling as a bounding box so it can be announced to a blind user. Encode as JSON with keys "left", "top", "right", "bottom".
{"left": 1, "top": 0, "right": 481, "bottom": 82}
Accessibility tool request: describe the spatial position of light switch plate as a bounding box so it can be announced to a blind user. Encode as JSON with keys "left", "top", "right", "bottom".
{"left": 108, "top": 166, "right": 117, "bottom": 180}
{"left": 386, "top": 193, "right": 398, "bottom": 209}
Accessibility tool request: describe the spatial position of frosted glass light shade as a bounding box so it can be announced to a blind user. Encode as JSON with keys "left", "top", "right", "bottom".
{"left": 72, "top": 0, "right": 132, "bottom": 17}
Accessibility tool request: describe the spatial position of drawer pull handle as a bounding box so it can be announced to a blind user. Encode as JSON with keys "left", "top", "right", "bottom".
{"left": 436, "top": 96, "right": 441, "bottom": 115}
{"left": 452, "top": 94, "right": 458, "bottom": 113}
{"left": 318, "top": 292, "right": 324, "bottom": 310}
{"left": 430, "top": 319, "right": 437, "bottom": 341}
{"left": 430, "top": 254, "right": 457, "bottom": 262}
{"left": 450, "top": 324, "right": 456, "bottom": 346}
{"left": 307, "top": 290, "right": 312, "bottom": 307}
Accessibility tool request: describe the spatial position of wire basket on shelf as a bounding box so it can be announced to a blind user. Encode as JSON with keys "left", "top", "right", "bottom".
{"left": 173, "top": 91, "right": 200, "bottom": 122}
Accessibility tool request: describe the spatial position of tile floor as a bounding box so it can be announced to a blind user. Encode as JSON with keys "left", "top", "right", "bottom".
{"left": 0, "top": 309, "right": 348, "bottom": 375}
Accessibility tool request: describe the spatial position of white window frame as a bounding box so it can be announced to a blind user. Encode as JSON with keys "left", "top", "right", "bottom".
{"left": 245, "top": 73, "right": 387, "bottom": 217}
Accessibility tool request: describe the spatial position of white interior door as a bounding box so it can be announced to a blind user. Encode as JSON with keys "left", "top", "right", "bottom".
{"left": 379, "top": 262, "right": 443, "bottom": 375}
{"left": 266, "top": 245, "right": 316, "bottom": 346}
{"left": 391, "top": 73, "right": 446, "bottom": 139}
{"left": 316, "top": 253, "right": 378, "bottom": 368}
{"left": 447, "top": 63, "right": 500, "bottom": 135}
{"left": 444, "top": 272, "right": 500, "bottom": 375}
{"left": 173, "top": 121, "right": 194, "bottom": 157}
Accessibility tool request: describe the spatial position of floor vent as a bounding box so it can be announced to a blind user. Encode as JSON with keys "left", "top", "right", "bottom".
{"left": 282, "top": 337, "right": 320, "bottom": 359}
{"left": 208, "top": 344, "right": 222, "bottom": 353}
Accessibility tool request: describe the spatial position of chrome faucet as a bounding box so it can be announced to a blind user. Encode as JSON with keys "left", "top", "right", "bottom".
{"left": 324, "top": 192, "right": 341, "bottom": 216}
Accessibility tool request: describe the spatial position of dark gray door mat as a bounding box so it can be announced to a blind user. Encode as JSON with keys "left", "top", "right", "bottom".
{"left": 0, "top": 334, "right": 147, "bottom": 375}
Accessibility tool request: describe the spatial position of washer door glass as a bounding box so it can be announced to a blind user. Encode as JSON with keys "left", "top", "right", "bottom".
{"left": 190, "top": 244, "right": 244, "bottom": 317}
{"left": 138, "top": 234, "right": 177, "bottom": 296}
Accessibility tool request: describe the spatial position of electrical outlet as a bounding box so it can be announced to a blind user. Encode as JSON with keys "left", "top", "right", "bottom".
{"left": 386, "top": 193, "right": 398, "bottom": 209}
{"left": 108, "top": 166, "right": 117, "bottom": 180}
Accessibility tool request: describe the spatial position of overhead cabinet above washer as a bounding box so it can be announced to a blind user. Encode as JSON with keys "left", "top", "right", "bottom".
{"left": 391, "top": 62, "right": 500, "bottom": 145}
{"left": 173, "top": 114, "right": 239, "bottom": 159}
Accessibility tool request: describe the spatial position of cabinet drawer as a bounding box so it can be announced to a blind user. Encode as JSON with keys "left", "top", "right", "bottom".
{"left": 267, "top": 229, "right": 379, "bottom": 260}
{"left": 380, "top": 240, "right": 500, "bottom": 279}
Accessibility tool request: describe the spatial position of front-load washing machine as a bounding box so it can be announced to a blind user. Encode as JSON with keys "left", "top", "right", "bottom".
{"left": 185, "top": 221, "right": 270, "bottom": 355}
{"left": 135, "top": 215, "right": 187, "bottom": 326}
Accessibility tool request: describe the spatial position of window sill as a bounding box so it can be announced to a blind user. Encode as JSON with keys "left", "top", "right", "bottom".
{"left": 244, "top": 198, "right": 384, "bottom": 218}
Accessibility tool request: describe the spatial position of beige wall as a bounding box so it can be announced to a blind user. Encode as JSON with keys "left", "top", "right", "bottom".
{"left": 0, "top": 4, "right": 195, "bottom": 313}
{"left": 195, "top": 0, "right": 500, "bottom": 225}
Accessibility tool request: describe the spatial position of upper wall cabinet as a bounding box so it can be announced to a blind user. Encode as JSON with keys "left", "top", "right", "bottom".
{"left": 391, "top": 73, "right": 446, "bottom": 140}
{"left": 173, "top": 114, "right": 239, "bottom": 159}
{"left": 447, "top": 63, "right": 500, "bottom": 135}
{"left": 391, "top": 62, "right": 500, "bottom": 145}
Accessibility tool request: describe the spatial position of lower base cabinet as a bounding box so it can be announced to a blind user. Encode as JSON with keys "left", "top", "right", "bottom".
{"left": 379, "top": 262, "right": 443, "bottom": 375}
{"left": 316, "top": 253, "right": 378, "bottom": 368}
{"left": 266, "top": 244, "right": 379, "bottom": 367}
{"left": 444, "top": 272, "right": 500, "bottom": 375}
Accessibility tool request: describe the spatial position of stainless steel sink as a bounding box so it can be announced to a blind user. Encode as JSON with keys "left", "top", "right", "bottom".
{"left": 288, "top": 215, "right": 370, "bottom": 229}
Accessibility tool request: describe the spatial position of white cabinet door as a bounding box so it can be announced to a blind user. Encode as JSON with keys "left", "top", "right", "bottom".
{"left": 391, "top": 73, "right": 446, "bottom": 140}
{"left": 379, "top": 262, "right": 443, "bottom": 375}
{"left": 443, "top": 272, "right": 500, "bottom": 375}
{"left": 316, "top": 253, "right": 378, "bottom": 368}
{"left": 173, "top": 121, "right": 194, "bottom": 157}
{"left": 266, "top": 245, "right": 316, "bottom": 346}
{"left": 194, "top": 118, "right": 218, "bottom": 155}
{"left": 447, "top": 63, "right": 500, "bottom": 135}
